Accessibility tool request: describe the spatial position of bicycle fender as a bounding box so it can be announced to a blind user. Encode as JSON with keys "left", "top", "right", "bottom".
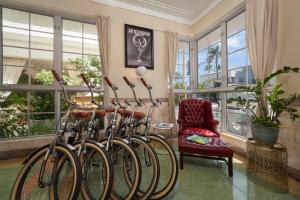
{"left": 151, "top": 134, "right": 166, "bottom": 140}
{"left": 99, "top": 137, "right": 130, "bottom": 145}
{"left": 86, "top": 139, "right": 105, "bottom": 148}
{"left": 22, "top": 144, "right": 50, "bottom": 164}
{"left": 22, "top": 143, "right": 75, "bottom": 165}
{"left": 133, "top": 135, "right": 147, "bottom": 142}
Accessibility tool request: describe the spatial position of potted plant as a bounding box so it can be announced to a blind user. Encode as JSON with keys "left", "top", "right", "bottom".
{"left": 228, "top": 66, "right": 300, "bottom": 145}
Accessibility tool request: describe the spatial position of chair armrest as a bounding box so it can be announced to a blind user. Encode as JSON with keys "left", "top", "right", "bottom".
{"left": 177, "top": 119, "right": 184, "bottom": 134}
{"left": 206, "top": 119, "right": 220, "bottom": 136}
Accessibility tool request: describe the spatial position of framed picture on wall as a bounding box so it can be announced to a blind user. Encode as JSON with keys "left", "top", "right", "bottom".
{"left": 125, "top": 24, "right": 154, "bottom": 69}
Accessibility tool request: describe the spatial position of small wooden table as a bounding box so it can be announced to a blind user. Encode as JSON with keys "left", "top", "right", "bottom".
{"left": 246, "top": 138, "right": 288, "bottom": 192}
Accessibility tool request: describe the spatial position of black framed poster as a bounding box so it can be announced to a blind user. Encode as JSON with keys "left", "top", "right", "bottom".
{"left": 125, "top": 24, "right": 154, "bottom": 69}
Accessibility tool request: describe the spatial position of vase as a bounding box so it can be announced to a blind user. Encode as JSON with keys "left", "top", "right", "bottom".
{"left": 251, "top": 125, "right": 279, "bottom": 145}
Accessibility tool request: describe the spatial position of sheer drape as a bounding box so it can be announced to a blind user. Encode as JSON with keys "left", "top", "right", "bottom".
{"left": 166, "top": 31, "right": 178, "bottom": 130}
{"left": 246, "top": 0, "right": 279, "bottom": 81}
{"left": 96, "top": 16, "right": 110, "bottom": 106}
{"left": 246, "top": 0, "right": 279, "bottom": 116}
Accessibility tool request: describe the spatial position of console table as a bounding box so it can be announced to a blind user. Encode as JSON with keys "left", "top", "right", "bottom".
{"left": 246, "top": 138, "right": 288, "bottom": 192}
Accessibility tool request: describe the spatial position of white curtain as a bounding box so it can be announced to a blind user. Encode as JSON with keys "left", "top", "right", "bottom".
{"left": 246, "top": 0, "right": 279, "bottom": 81}
{"left": 96, "top": 16, "right": 110, "bottom": 106}
{"left": 166, "top": 31, "right": 178, "bottom": 130}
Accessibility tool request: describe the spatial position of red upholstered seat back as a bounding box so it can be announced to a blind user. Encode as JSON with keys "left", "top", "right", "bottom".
{"left": 178, "top": 99, "right": 215, "bottom": 135}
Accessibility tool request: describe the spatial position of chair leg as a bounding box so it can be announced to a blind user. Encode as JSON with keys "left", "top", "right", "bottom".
{"left": 180, "top": 153, "right": 183, "bottom": 169}
{"left": 228, "top": 156, "right": 233, "bottom": 177}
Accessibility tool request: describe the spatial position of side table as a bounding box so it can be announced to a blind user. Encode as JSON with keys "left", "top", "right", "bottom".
{"left": 246, "top": 138, "right": 288, "bottom": 192}
{"left": 152, "top": 123, "right": 174, "bottom": 140}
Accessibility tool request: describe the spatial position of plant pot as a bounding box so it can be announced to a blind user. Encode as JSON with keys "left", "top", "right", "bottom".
{"left": 251, "top": 125, "right": 279, "bottom": 145}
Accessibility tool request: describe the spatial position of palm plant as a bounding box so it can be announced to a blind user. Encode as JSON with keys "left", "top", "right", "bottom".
{"left": 206, "top": 45, "right": 221, "bottom": 87}
{"left": 228, "top": 66, "right": 300, "bottom": 128}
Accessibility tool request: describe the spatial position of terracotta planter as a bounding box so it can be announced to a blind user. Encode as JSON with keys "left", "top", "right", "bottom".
{"left": 251, "top": 124, "right": 279, "bottom": 145}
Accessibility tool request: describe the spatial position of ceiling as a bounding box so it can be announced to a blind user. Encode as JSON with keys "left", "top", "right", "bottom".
{"left": 92, "top": 0, "right": 223, "bottom": 25}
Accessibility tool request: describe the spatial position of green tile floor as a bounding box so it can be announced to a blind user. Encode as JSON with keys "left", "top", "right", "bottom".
{"left": 1, "top": 153, "right": 300, "bottom": 200}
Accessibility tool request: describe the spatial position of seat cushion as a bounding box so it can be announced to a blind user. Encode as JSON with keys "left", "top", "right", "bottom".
{"left": 181, "top": 127, "right": 219, "bottom": 138}
{"left": 178, "top": 135, "right": 233, "bottom": 157}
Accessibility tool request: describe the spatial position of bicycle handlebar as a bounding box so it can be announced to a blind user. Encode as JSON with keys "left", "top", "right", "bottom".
{"left": 80, "top": 73, "right": 89, "bottom": 86}
{"left": 104, "top": 77, "right": 113, "bottom": 87}
{"left": 51, "top": 70, "right": 75, "bottom": 107}
{"left": 51, "top": 70, "right": 61, "bottom": 82}
{"left": 123, "top": 76, "right": 132, "bottom": 86}
{"left": 140, "top": 78, "right": 148, "bottom": 88}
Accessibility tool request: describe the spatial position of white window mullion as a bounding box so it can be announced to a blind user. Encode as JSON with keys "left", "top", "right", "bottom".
{"left": 220, "top": 22, "right": 228, "bottom": 133}
{"left": 54, "top": 15, "right": 62, "bottom": 125}
{"left": 0, "top": 7, "right": 3, "bottom": 85}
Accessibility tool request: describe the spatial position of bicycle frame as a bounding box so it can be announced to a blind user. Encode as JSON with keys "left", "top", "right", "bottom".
{"left": 80, "top": 74, "right": 122, "bottom": 152}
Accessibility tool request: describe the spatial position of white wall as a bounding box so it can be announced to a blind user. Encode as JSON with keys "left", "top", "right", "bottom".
{"left": 276, "top": 0, "right": 300, "bottom": 172}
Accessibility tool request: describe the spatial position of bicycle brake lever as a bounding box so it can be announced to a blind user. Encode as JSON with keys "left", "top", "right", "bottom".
{"left": 138, "top": 98, "right": 144, "bottom": 105}
{"left": 111, "top": 100, "right": 117, "bottom": 106}
{"left": 125, "top": 99, "right": 131, "bottom": 106}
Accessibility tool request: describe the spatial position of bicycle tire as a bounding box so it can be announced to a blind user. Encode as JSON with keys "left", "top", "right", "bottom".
{"left": 123, "top": 136, "right": 159, "bottom": 200}
{"left": 148, "top": 134, "right": 178, "bottom": 200}
{"left": 73, "top": 140, "right": 113, "bottom": 200}
{"left": 10, "top": 143, "right": 81, "bottom": 200}
{"left": 100, "top": 138, "right": 141, "bottom": 200}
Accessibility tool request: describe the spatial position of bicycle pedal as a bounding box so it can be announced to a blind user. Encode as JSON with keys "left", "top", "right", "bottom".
{"left": 91, "top": 162, "right": 101, "bottom": 167}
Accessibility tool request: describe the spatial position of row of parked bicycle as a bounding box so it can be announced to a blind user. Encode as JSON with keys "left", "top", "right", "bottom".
{"left": 10, "top": 70, "right": 178, "bottom": 200}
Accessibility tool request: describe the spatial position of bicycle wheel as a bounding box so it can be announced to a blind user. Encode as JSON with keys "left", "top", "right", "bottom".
{"left": 10, "top": 143, "right": 81, "bottom": 200}
{"left": 147, "top": 134, "right": 178, "bottom": 200}
{"left": 100, "top": 138, "right": 141, "bottom": 200}
{"left": 123, "top": 136, "right": 159, "bottom": 200}
{"left": 73, "top": 141, "right": 113, "bottom": 200}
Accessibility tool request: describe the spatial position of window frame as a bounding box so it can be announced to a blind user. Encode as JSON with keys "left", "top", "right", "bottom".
{"left": 182, "top": 7, "right": 252, "bottom": 138}
{"left": 0, "top": 4, "right": 103, "bottom": 139}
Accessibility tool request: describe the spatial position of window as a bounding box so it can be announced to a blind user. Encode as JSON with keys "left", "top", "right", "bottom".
{"left": 0, "top": 7, "right": 102, "bottom": 138}
{"left": 195, "top": 92, "right": 222, "bottom": 131}
{"left": 227, "top": 12, "right": 255, "bottom": 86}
{"left": 62, "top": 19, "right": 101, "bottom": 86}
{"left": 2, "top": 8, "right": 54, "bottom": 85}
{"left": 193, "top": 10, "right": 254, "bottom": 137}
{"left": 197, "top": 28, "right": 221, "bottom": 89}
{"left": 175, "top": 41, "right": 190, "bottom": 90}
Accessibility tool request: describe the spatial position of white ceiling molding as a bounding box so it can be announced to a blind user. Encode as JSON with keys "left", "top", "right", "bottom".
{"left": 92, "top": 0, "right": 223, "bottom": 25}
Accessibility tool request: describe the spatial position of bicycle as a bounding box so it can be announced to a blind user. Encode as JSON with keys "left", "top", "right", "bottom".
{"left": 51, "top": 70, "right": 113, "bottom": 200}
{"left": 104, "top": 76, "right": 160, "bottom": 200}
{"left": 81, "top": 74, "right": 142, "bottom": 200}
{"left": 123, "top": 77, "right": 179, "bottom": 200}
{"left": 10, "top": 72, "right": 82, "bottom": 200}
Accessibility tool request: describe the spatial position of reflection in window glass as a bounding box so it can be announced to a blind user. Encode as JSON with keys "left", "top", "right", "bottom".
{"left": 174, "top": 41, "right": 190, "bottom": 90}
{"left": 30, "top": 14, "right": 54, "bottom": 33}
{"left": 197, "top": 28, "right": 221, "bottom": 89}
{"left": 3, "top": 27, "right": 29, "bottom": 47}
{"left": 0, "top": 8, "right": 104, "bottom": 138}
{"left": 174, "top": 93, "right": 193, "bottom": 120}
{"left": 0, "top": 91, "right": 55, "bottom": 138}
{"left": 227, "top": 12, "right": 254, "bottom": 86}
{"left": 2, "top": 8, "right": 54, "bottom": 86}
{"left": 2, "top": 8, "right": 29, "bottom": 29}
{"left": 31, "top": 32, "right": 53, "bottom": 50}
{"left": 226, "top": 92, "right": 250, "bottom": 137}
{"left": 196, "top": 93, "right": 222, "bottom": 130}
{"left": 62, "top": 20, "right": 101, "bottom": 86}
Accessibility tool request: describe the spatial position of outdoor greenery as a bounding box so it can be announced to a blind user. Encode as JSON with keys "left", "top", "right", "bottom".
{"left": 0, "top": 56, "right": 102, "bottom": 138}
{"left": 228, "top": 66, "right": 300, "bottom": 127}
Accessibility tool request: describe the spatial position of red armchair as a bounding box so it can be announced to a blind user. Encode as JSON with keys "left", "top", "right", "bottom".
{"left": 177, "top": 99, "right": 233, "bottom": 176}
